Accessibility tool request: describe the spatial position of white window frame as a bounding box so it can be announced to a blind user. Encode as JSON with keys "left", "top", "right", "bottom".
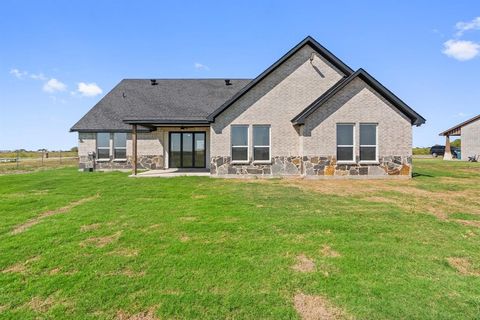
{"left": 231, "top": 125, "right": 249, "bottom": 164}
{"left": 252, "top": 125, "right": 271, "bottom": 164}
{"left": 96, "top": 132, "right": 111, "bottom": 161}
{"left": 336, "top": 123, "right": 355, "bottom": 164}
{"left": 359, "top": 123, "right": 378, "bottom": 163}
{"left": 113, "top": 132, "right": 127, "bottom": 161}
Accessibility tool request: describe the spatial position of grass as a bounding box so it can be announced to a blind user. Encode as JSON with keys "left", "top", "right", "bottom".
{"left": 0, "top": 159, "right": 480, "bottom": 319}
{"left": 0, "top": 151, "right": 77, "bottom": 159}
{"left": 0, "top": 157, "right": 77, "bottom": 174}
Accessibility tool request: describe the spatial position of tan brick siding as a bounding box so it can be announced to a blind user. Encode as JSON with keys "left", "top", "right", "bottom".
{"left": 211, "top": 44, "right": 345, "bottom": 158}
{"left": 462, "top": 119, "right": 480, "bottom": 159}
{"left": 303, "top": 77, "right": 412, "bottom": 158}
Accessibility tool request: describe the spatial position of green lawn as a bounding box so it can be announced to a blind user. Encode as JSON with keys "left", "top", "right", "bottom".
{"left": 1, "top": 159, "right": 480, "bottom": 319}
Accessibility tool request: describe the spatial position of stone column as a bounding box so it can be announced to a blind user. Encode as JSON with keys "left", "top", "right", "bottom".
{"left": 443, "top": 135, "right": 452, "bottom": 160}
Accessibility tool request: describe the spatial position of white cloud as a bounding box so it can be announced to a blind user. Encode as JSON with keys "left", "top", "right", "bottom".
{"left": 30, "top": 73, "right": 47, "bottom": 81}
{"left": 43, "top": 78, "right": 67, "bottom": 93}
{"left": 77, "top": 82, "right": 102, "bottom": 97}
{"left": 455, "top": 17, "right": 480, "bottom": 36}
{"left": 9, "top": 68, "right": 27, "bottom": 79}
{"left": 194, "top": 62, "right": 210, "bottom": 71}
{"left": 442, "top": 39, "right": 480, "bottom": 61}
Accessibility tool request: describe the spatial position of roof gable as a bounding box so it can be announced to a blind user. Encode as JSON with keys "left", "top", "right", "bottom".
{"left": 292, "top": 68, "right": 426, "bottom": 126}
{"left": 207, "top": 36, "right": 354, "bottom": 122}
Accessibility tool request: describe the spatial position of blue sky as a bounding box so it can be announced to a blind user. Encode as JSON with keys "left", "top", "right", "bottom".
{"left": 1, "top": 1, "right": 479, "bottom": 150}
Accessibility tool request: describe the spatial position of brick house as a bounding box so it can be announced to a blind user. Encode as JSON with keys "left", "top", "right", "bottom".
{"left": 71, "top": 36, "right": 425, "bottom": 178}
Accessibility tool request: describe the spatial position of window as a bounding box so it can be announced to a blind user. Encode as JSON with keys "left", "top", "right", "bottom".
{"left": 336, "top": 124, "right": 354, "bottom": 162}
{"left": 360, "top": 124, "right": 377, "bottom": 162}
{"left": 231, "top": 125, "right": 248, "bottom": 162}
{"left": 253, "top": 125, "right": 270, "bottom": 162}
{"left": 113, "top": 132, "right": 127, "bottom": 160}
{"left": 96, "top": 133, "right": 110, "bottom": 160}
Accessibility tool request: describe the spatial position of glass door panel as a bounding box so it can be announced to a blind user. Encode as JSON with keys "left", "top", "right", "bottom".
{"left": 194, "top": 133, "right": 205, "bottom": 168}
{"left": 182, "top": 133, "right": 193, "bottom": 167}
{"left": 170, "top": 133, "right": 181, "bottom": 168}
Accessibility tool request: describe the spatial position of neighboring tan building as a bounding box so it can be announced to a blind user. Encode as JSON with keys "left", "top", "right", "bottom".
{"left": 71, "top": 36, "right": 426, "bottom": 178}
{"left": 440, "top": 114, "right": 480, "bottom": 161}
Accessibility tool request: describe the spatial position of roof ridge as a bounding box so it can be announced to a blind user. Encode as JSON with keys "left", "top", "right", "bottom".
{"left": 207, "top": 36, "right": 354, "bottom": 122}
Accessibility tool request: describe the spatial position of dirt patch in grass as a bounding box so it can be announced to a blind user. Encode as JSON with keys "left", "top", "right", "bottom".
{"left": 180, "top": 235, "right": 190, "bottom": 242}
{"left": 107, "top": 268, "right": 145, "bottom": 278}
{"left": 453, "top": 219, "right": 480, "bottom": 228}
{"left": 26, "top": 294, "right": 71, "bottom": 313}
{"left": 116, "top": 308, "right": 158, "bottom": 320}
{"left": 49, "top": 268, "right": 61, "bottom": 275}
{"left": 80, "top": 223, "right": 102, "bottom": 232}
{"left": 294, "top": 293, "right": 348, "bottom": 320}
{"left": 321, "top": 245, "right": 341, "bottom": 258}
{"left": 11, "top": 194, "right": 99, "bottom": 235}
{"left": 179, "top": 216, "right": 197, "bottom": 222}
{"left": 191, "top": 194, "right": 207, "bottom": 199}
{"left": 27, "top": 296, "right": 56, "bottom": 313}
{"left": 142, "top": 224, "right": 162, "bottom": 232}
{"left": 447, "top": 257, "right": 480, "bottom": 276}
{"left": 1, "top": 256, "right": 40, "bottom": 274}
{"left": 80, "top": 231, "right": 122, "bottom": 248}
{"left": 108, "top": 248, "right": 139, "bottom": 257}
{"left": 292, "top": 254, "right": 315, "bottom": 273}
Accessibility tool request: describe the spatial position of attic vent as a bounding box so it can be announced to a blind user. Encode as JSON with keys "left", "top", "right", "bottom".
{"left": 225, "top": 79, "right": 232, "bottom": 86}
{"left": 150, "top": 79, "right": 158, "bottom": 86}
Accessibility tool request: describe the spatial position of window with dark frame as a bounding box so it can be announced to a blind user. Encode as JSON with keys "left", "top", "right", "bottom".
{"left": 253, "top": 125, "right": 270, "bottom": 162}
{"left": 336, "top": 124, "right": 354, "bottom": 162}
{"left": 96, "top": 132, "right": 110, "bottom": 160}
{"left": 360, "top": 124, "right": 377, "bottom": 162}
{"left": 113, "top": 132, "right": 127, "bottom": 160}
{"left": 231, "top": 125, "right": 249, "bottom": 162}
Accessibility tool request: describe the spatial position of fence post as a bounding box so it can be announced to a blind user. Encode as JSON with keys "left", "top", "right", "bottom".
{"left": 60, "top": 151, "right": 62, "bottom": 164}
{"left": 16, "top": 150, "right": 19, "bottom": 169}
{"left": 41, "top": 151, "right": 44, "bottom": 166}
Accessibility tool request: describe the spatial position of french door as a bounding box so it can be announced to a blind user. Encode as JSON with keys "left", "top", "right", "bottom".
{"left": 169, "top": 132, "right": 206, "bottom": 168}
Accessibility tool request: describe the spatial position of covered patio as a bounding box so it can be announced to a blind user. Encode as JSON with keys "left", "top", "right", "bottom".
{"left": 127, "top": 122, "right": 211, "bottom": 176}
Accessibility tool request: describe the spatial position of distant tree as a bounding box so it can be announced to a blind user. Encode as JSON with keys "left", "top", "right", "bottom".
{"left": 70, "top": 146, "right": 78, "bottom": 153}
{"left": 37, "top": 148, "right": 48, "bottom": 152}
{"left": 451, "top": 139, "right": 461, "bottom": 148}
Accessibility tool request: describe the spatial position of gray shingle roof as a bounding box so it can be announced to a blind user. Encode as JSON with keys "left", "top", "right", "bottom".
{"left": 70, "top": 79, "right": 251, "bottom": 132}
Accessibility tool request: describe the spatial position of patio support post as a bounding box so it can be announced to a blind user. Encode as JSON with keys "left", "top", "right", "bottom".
{"left": 443, "top": 135, "right": 452, "bottom": 160}
{"left": 132, "top": 124, "right": 138, "bottom": 175}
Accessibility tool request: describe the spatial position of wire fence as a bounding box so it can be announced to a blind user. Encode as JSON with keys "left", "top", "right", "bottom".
{"left": 0, "top": 151, "right": 78, "bottom": 173}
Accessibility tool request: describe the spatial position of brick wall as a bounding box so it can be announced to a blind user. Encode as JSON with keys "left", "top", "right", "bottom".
{"left": 303, "top": 77, "right": 412, "bottom": 157}
{"left": 462, "top": 119, "right": 480, "bottom": 159}
{"left": 210, "top": 44, "right": 345, "bottom": 157}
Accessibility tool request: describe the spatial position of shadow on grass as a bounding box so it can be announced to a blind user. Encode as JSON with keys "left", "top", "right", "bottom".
{"left": 412, "top": 172, "right": 433, "bottom": 178}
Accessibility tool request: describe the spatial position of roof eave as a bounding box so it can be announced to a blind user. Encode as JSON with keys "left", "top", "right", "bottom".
{"left": 123, "top": 119, "right": 210, "bottom": 125}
